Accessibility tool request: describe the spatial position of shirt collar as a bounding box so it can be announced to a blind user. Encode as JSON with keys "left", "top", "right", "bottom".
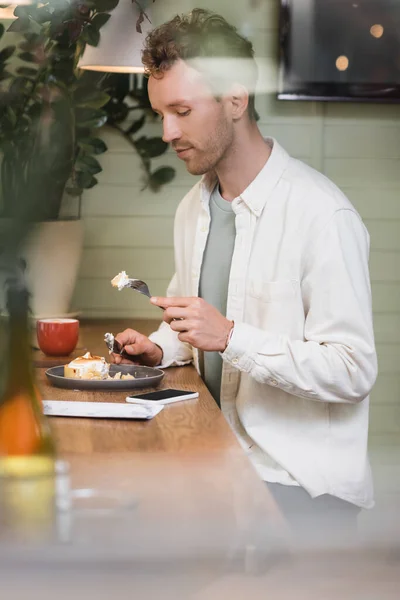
{"left": 199, "top": 138, "right": 290, "bottom": 216}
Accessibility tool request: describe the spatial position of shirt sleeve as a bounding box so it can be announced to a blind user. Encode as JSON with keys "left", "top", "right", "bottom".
{"left": 222, "top": 209, "right": 378, "bottom": 404}
{"left": 148, "top": 272, "right": 193, "bottom": 368}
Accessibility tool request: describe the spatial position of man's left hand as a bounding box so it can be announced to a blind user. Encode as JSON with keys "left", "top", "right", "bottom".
{"left": 150, "top": 296, "right": 233, "bottom": 352}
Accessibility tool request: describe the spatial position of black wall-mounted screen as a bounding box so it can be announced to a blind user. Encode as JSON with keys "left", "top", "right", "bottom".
{"left": 278, "top": 0, "right": 400, "bottom": 102}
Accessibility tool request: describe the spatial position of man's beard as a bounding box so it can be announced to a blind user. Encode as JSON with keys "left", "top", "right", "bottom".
{"left": 185, "top": 135, "right": 233, "bottom": 176}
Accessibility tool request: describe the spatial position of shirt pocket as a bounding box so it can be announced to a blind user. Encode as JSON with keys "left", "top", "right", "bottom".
{"left": 245, "top": 279, "right": 303, "bottom": 336}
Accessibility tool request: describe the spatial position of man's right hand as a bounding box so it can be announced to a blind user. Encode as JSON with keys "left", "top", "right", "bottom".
{"left": 110, "top": 329, "right": 163, "bottom": 367}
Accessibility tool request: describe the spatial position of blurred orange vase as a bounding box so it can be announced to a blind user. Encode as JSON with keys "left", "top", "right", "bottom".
{"left": 0, "top": 284, "right": 56, "bottom": 471}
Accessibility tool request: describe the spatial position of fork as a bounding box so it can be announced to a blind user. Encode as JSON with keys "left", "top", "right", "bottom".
{"left": 113, "top": 274, "right": 180, "bottom": 317}
{"left": 125, "top": 278, "right": 182, "bottom": 319}
{"left": 104, "top": 332, "right": 136, "bottom": 361}
{"left": 111, "top": 272, "right": 152, "bottom": 297}
{"left": 125, "top": 279, "right": 152, "bottom": 298}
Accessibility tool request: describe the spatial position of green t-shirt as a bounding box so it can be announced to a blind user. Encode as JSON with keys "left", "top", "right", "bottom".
{"left": 198, "top": 185, "right": 236, "bottom": 406}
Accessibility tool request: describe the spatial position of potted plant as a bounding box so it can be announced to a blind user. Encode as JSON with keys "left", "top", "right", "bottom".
{"left": 0, "top": 0, "right": 175, "bottom": 317}
{"left": 104, "top": 72, "right": 176, "bottom": 192}
{"left": 0, "top": 0, "right": 116, "bottom": 317}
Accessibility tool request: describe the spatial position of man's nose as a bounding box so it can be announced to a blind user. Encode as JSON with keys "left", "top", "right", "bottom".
{"left": 162, "top": 117, "right": 181, "bottom": 144}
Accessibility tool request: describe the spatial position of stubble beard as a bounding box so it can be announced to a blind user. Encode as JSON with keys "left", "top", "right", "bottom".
{"left": 185, "top": 122, "right": 234, "bottom": 176}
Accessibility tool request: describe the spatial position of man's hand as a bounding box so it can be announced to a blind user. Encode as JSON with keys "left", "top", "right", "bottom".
{"left": 110, "top": 329, "right": 163, "bottom": 367}
{"left": 150, "top": 296, "right": 233, "bottom": 352}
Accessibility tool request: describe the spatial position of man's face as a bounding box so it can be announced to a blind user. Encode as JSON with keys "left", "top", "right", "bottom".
{"left": 148, "top": 60, "right": 234, "bottom": 175}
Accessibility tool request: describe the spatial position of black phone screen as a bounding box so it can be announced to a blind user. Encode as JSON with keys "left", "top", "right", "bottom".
{"left": 127, "top": 389, "right": 195, "bottom": 402}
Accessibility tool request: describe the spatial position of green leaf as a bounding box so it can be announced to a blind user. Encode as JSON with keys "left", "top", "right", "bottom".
{"left": 136, "top": 9, "right": 145, "bottom": 34}
{"left": 28, "top": 19, "right": 43, "bottom": 36}
{"left": 51, "top": 58, "right": 75, "bottom": 80}
{"left": 91, "top": 13, "right": 111, "bottom": 30}
{"left": 94, "top": 0, "right": 119, "bottom": 12}
{"left": 149, "top": 167, "right": 176, "bottom": 190}
{"left": 13, "top": 6, "right": 28, "bottom": 19}
{"left": 135, "top": 136, "right": 169, "bottom": 158}
{"left": 34, "top": 8, "right": 52, "bottom": 24}
{"left": 9, "top": 76, "right": 32, "bottom": 96}
{"left": 74, "top": 90, "right": 110, "bottom": 109}
{"left": 0, "top": 46, "right": 16, "bottom": 62}
{"left": 20, "top": 33, "right": 42, "bottom": 52}
{"left": 77, "top": 137, "right": 108, "bottom": 154}
{"left": 78, "top": 114, "right": 108, "bottom": 129}
{"left": 76, "top": 171, "right": 98, "bottom": 189}
{"left": 77, "top": 154, "right": 102, "bottom": 175}
{"left": 75, "top": 107, "right": 105, "bottom": 121}
{"left": 18, "top": 51, "right": 36, "bottom": 63}
{"left": 76, "top": 68, "right": 105, "bottom": 87}
{"left": 75, "top": 107, "right": 108, "bottom": 128}
{"left": 1, "top": 107, "right": 17, "bottom": 134}
{"left": 0, "top": 70, "right": 12, "bottom": 81}
{"left": 104, "top": 99, "right": 129, "bottom": 124}
{"left": 6, "top": 107, "right": 17, "bottom": 127}
{"left": 82, "top": 24, "right": 100, "bottom": 47}
{"left": 16, "top": 67, "right": 38, "bottom": 77}
{"left": 126, "top": 114, "right": 145, "bottom": 135}
{"left": 74, "top": 127, "right": 91, "bottom": 139}
{"left": 7, "top": 18, "right": 30, "bottom": 33}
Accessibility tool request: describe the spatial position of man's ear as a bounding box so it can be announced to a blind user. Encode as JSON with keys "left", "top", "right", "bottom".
{"left": 229, "top": 84, "right": 249, "bottom": 120}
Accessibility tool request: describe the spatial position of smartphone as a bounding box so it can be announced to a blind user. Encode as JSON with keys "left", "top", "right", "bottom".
{"left": 126, "top": 388, "right": 199, "bottom": 405}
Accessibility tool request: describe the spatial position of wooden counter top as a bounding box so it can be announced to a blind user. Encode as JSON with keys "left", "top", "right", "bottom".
{"left": 31, "top": 319, "right": 285, "bottom": 566}
{"left": 37, "top": 319, "right": 252, "bottom": 454}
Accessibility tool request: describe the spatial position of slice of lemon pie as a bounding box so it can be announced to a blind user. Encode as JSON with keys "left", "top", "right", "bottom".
{"left": 64, "top": 352, "right": 110, "bottom": 380}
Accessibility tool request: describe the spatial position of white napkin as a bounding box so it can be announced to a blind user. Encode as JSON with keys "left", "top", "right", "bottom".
{"left": 43, "top": 400, "right": 163, "bottom": 420}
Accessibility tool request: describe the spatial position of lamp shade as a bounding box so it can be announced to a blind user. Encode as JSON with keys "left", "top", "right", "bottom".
{"left": 78, "top": 0, "right": 153, "bottom": 73}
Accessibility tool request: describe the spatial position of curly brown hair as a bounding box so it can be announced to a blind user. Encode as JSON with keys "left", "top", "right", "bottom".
{"left": 142, "top": 9, "right": 258, "bottom": 121}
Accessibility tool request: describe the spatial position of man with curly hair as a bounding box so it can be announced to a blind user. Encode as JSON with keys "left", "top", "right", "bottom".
{"left": 113, "top": 9, "right": 377, "bottom": 541}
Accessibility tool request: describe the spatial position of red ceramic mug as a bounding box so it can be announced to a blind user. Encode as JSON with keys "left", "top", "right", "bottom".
{"left": 36, "top": 318, "right": 79, "bottom": 356}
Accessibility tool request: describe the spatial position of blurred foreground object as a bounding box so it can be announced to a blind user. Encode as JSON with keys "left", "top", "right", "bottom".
{"left": 0, "top": 277, "right": 57, "bottom": 540}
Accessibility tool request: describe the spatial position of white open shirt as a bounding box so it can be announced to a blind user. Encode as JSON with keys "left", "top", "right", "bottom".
{"left": 149, "top": 139, "right": 378, "bottom": 508}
